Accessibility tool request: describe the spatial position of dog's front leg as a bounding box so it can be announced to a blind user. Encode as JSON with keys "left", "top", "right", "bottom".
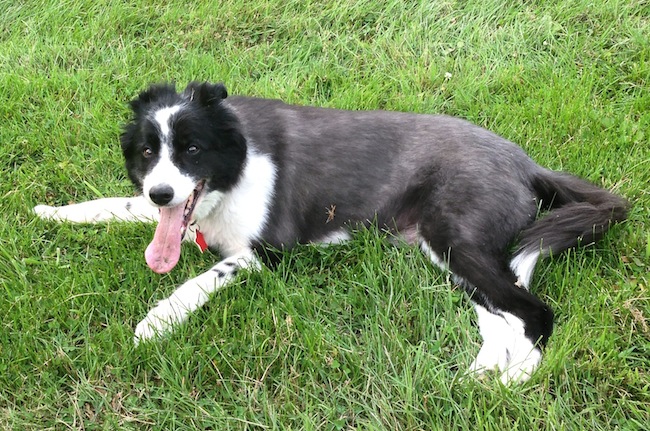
{"left": 134, "top": 250, "right": 259, "bottom": 343}
{"left": 34, "top": 196, "right": 158, "bottom": 223}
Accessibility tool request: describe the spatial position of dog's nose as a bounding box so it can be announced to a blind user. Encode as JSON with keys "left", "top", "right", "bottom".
{"left": 149, "top": 185, "right": 174, "bottom": 206}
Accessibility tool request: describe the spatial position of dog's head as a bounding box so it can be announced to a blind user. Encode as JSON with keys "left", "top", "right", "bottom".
{"left": 120, "top": 82, "right": 247, "bottom": 273}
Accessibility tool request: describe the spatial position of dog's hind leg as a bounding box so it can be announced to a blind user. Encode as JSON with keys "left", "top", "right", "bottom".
{"left": 419, "top": 235, "right": 552, "bottom": 384}
{"left": 34, "top": 196, "right": 158, "bottom": 223}
{"left": 134, "top": 249, "right": 260, "bottom": 343}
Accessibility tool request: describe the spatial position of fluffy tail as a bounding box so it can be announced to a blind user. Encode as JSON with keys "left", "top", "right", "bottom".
{"left": 516, "top": 170, "right": 629, "bottom": 257}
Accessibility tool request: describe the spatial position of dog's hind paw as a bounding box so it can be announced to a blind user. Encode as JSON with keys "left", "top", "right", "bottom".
{"left": 499, "top": 346, "right": 542, "bottom": 385}
{"left": 467, "top": 338, "right": 542, "bottom": 384}
{"left": 468, "top": 340, "right": 510, "bottom": 376}
{"left": 468, "top": 306, "right": 544, "bottom": 384}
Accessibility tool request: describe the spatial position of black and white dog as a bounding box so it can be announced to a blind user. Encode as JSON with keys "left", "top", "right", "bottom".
{"left": 35, "top": 82, "right": 628, "bottom": 383}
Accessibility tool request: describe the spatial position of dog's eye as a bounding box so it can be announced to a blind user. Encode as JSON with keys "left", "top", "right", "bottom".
{"left": 142, "top": 147, "right": 153, "bottom": 158}
{"left": 187, "top": 145, "right": 200, "bottom": 155}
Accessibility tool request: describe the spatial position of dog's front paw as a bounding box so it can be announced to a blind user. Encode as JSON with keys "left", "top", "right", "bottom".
{"left": 34, "top": 203, "right": 87, "bottom": 223}
{"left": 34, "top": 204, "right": 59, "bottom": 220}
{"left": 134, "top": 299, "right": 189, "bottom": 344}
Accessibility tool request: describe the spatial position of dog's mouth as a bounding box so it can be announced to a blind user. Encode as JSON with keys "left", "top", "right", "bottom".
{"left": 145, "top": 180, "right": 206, "bottom": 274}
{"left": 180, "top": 181, "right": 205, "bottom": 239}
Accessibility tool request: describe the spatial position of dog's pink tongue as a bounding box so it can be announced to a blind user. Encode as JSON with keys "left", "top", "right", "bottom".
{"left": 145, "top": 204, "right": 185, "bottom": 273}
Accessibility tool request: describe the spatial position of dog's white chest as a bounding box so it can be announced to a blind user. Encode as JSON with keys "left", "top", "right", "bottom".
{"left": 188, "top": 151, "right": 277, "bottom": 257}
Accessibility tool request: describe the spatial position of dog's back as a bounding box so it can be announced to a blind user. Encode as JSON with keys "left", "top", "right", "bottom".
{"left": 228, "top": 98, "right": 543, "bottom": 247}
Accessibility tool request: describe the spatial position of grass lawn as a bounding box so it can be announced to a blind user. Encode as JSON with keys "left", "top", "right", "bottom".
{"left": 1, "top": 0, "right": 649, "bottom": 429}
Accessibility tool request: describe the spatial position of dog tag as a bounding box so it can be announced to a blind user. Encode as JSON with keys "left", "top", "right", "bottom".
{"left": 186, "top": 223, "right": 208, "bottom": 252}
{"left": 195, "top": 230, "right": 208, "bottom": 252}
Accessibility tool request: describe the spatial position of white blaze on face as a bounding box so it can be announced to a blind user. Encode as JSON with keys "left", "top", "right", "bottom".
{"left": 154, "top": 105, "right": 180, "bottom": 138}
{"left": 142, "top": 104, "right": 196, "bottom": 207}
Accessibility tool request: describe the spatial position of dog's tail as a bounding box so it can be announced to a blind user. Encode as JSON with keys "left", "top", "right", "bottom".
{"left": 516, "top": 169, "right": 629, "bottom": 260}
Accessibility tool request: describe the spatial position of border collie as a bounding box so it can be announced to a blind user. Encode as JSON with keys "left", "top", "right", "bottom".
{"left": 34, "top": 82, "right": 628, "bottom": 383}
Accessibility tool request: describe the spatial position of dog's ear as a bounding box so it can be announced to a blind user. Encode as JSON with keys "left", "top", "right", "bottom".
{"left": 129, "top": 83, "right": 178, "bottom": 113}
{"left": 185, "top": 82, "right": 228, "bottom": 107}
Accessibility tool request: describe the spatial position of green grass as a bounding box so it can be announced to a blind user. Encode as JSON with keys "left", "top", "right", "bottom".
{"left": 1, "top": 0, "right": 649, "bottom": 429}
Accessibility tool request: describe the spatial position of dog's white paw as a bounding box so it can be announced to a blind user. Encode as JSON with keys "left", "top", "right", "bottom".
{"left": 34, "top": 203, "right": 91, "bottom": 223}
{"left": 499, "top": 346, "right": 542, "bottom": 384}
{"left": 134, "top": 299, "right": 189, "bottom": 344}
{"left": 467, "top": 340, "right": 542, "bottom": 384}
{"left": 468, "top": 339, "right": 510, "bottom": 375}
{"left": 35, "top": 197, "right": 159, "bottom": 223}
{"left": 34, "top": 204, "right": 59, "bottom": 220}
{"left": 468, "top": 306, "right": 543, "bottom": 384}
